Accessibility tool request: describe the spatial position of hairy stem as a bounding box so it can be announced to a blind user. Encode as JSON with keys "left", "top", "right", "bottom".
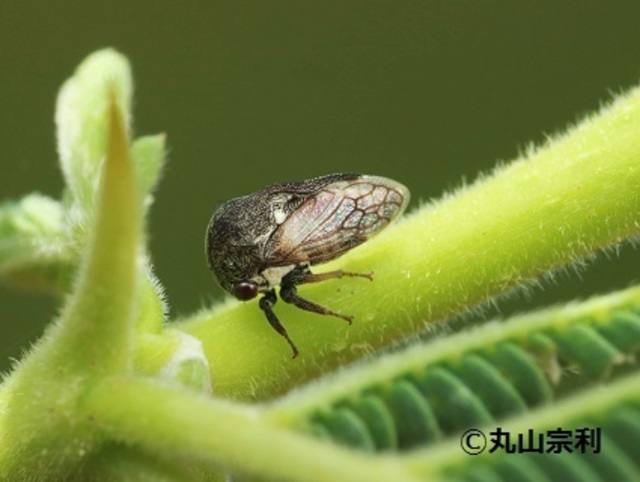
{"left": 180, "top": 85, "right": 640, "bottom": 401}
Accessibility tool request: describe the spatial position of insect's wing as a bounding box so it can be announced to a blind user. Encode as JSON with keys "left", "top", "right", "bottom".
{"left": 264, "top": 175, "right": 409, "bottom": 265}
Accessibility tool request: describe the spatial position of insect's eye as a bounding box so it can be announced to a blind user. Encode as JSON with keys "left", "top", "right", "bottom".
{"left": 232, "top": 281, "right": 259, "bottom": 301}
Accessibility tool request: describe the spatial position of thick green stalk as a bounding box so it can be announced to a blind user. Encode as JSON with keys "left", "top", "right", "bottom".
{"left": 180, "top": 85, "right": 640, "bottom": 401}
{"left": 84, "top": 376, "right": 424, "bottom": 482}
{"left": 0, "top": 91, "right": 139, "bottom": 479}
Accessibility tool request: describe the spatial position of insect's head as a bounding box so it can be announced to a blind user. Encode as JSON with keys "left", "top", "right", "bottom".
{"left": 205, "top": 195, "right": 268, "bottom": 297}
{"left": 207, "top": 248, "right": 263, "bottom": 300}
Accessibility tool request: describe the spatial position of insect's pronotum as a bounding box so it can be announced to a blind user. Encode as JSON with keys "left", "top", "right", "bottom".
{"left": 205, "top": 173, "right": 409, "bottom": 358}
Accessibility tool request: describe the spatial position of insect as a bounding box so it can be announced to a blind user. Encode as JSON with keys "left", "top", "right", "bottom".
{"left": 205, "top": 173, "right": 409, "bottom": 358}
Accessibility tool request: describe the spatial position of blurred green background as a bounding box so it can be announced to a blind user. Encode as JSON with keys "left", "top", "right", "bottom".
{"left": 2, "top": 2, "right": 639, "bottom": 373}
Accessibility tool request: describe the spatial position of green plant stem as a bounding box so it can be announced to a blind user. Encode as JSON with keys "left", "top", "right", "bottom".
{"left": 0, "top": 91, "right": 139, "bottom": 479}
{"left": 84, "top": 376, "right": 424, "bottom": 482}
{"left": 179, "top": 85, "right": 640, "bottom": 401}
{"left": 50, "top": 90, "right": 139, "bottom": 373}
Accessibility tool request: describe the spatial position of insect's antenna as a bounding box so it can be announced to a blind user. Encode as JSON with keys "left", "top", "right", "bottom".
{"left": 259, "top": 291, "right": 300, "bottom": 358}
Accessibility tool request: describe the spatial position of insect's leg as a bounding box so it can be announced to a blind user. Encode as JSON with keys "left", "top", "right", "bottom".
{"left": 286, "top": 265, "right": 373, "bottom": 285}
{"left": 280, "top": 282, "right": 353, "bottom": 325}
{"left": 259, "top": 289, "right": 299, "bottom": 358}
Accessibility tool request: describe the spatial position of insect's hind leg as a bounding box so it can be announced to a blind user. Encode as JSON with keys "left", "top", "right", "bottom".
{"left": 259, "top": 289, "right": 299, "bottom": 358}
{"left": 279, "top": 265, "right": 371, "bottom": 324}
{"left": 280, "top": 283, "right": 354, "bottom": 325}
{"left": 285, "top": 264, "right": 373, "bottom": 285}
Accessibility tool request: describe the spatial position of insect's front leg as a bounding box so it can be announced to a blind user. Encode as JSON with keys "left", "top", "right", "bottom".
{"left": 259, "top": 289, "right": 299, "bottom": 358}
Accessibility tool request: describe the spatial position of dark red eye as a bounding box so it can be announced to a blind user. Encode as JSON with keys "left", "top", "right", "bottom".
{"left": 233, "top": 281, "right": 258, "bottom": 301}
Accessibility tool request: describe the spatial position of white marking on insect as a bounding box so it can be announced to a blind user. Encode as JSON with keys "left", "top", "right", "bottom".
{"left": 258, "top": 265, "right": 297, "bottom": 289}
{"left": 272, "top": 204, "right": 289, "bottom": 224}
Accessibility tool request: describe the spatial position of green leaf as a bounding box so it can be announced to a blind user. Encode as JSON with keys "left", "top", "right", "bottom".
{"left": 266, "top": 286, "right": 640, "bottom": 454}
{"left": 0, "top": 194, "right": 72, "bottom": 292}
{"left": 131, "top": 134, "right": 166, "bottom": 210}
{"left": 55, "top": 48, "right": 132, "bottom": 219}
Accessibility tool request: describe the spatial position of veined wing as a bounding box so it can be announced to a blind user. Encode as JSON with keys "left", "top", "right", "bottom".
{"left": 263, "top": 175, "right": 409, "bottom": 266}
